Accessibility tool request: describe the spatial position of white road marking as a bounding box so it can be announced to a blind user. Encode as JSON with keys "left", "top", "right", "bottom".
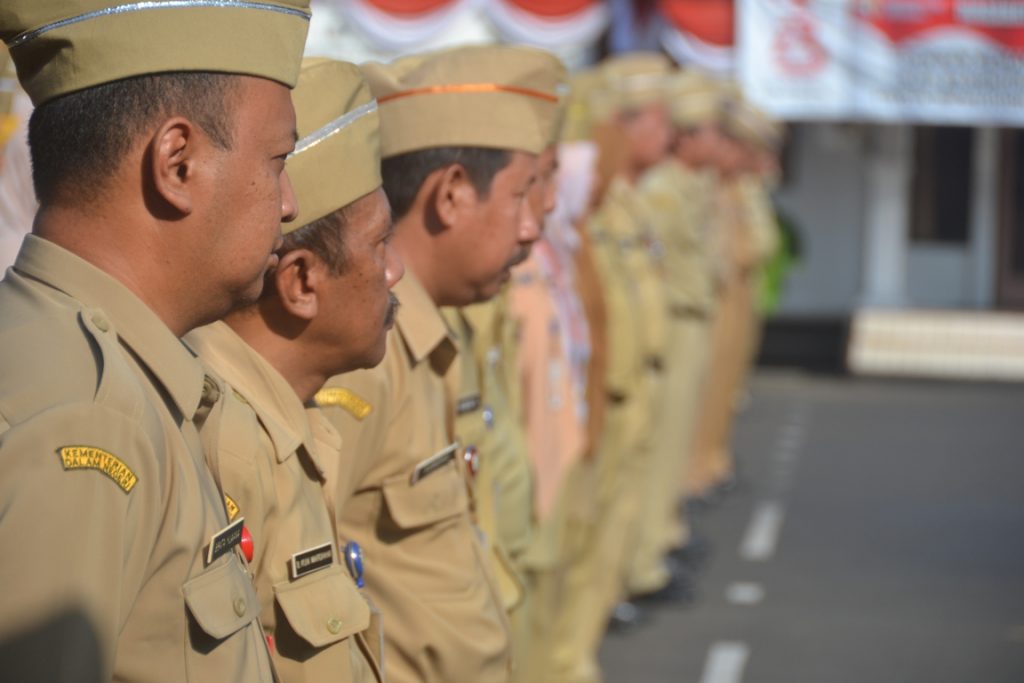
{"left": 779, "top": 433, "right": 803, "bottom": 450}
{"left": 740, "top": 501, "right": 785, "bottom": 561}
{"left": 777, "top": 446, "right": 799, "bottom": 463}
{"left": 699, "top": 642, "right": 751, "bottom": 683}
{"left": 725, "top": 582, "right": 765, "bottom": 606}
{"left": 781, "top": 421, "right": 805, "bottom": 437}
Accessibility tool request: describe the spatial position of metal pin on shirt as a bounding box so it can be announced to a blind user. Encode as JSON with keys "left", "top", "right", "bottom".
{"left": 344, "top": 541, "right": 365, "bottom": 588}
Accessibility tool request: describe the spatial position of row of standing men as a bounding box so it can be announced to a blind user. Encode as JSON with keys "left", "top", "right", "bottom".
{"left": 0, "top": 3, "right": 782, "bottom": 682}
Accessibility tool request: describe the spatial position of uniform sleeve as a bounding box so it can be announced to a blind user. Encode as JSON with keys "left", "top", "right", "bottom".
{"left": 0, "top": 402, "right": 161, "bottom": 680}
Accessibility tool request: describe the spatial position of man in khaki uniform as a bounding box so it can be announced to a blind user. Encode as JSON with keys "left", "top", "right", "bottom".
{"left": 554, "top": 53, "right": 674, "bottom": 683}
{"left": 454, "top": 93, "right": 567, "bottom": 680}
{"left": 688, "top": 92, "right": 765, "bottom": 498}
{"left": 626, "top": 70, "right": 724, "bottom": 597}
{"left": 728, "top": 102, "right": 784, "bottom": 378}
{"left": 690, "top": 102, "right": 784, "bottom": 500}
{"left": 0, "top": 0, "right": 309, "bottom": 679}
{"left": 316, "top": 45, "right": 561, "bottom": 683}
{"left": 186, "top": 58, "right": 402, "bottom": 682}
{"left": 506, "top": 152, "right": 594, "bottom": 683}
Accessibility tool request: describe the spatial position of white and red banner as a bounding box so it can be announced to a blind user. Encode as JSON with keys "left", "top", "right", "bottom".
{"left": 737, "top": 0, "right": 1024, "bottom": 125}
{"left": 660, "top": 0, "right": 737, "bottom": 75}
{"left": 486, "top": 0, "right": 609, "bottom": 69}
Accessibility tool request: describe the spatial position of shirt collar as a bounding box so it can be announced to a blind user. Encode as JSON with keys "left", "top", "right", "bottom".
{"left": 394, "top": 271, "right": 457, "bottom": 372}
{"left": 13, "top": 235, "right": 205, "bottom": 420}
{"left": 185, "top": 321, "right": 323, "bottom": 473}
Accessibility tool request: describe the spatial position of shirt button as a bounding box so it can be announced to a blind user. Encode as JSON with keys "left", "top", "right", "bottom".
{"left": 326, "top": 617, "right": 343, "bottom": 634}
{"left": 233, "top": 597, "right": 247, "bottom": 617}
{"left": 202, "top": 376, "right": 221, "bottom": 404}
{"left": 90, "top": 313, "right": 109, "bottom": 333}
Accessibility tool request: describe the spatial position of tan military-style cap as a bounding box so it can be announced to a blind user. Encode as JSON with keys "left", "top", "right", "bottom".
{"left": 666, "top": 70, "right": 726, "bottom": 129}
{"left": 547, "top": 76, "right": 572, "bottom": 147}
{"left": 561, "top": 68, "right": 606, "bottom": 143}
{"left": 286, "top": 58, "right": 382, "bottom": 232}
{"left": 723, "top": 97, "right": 784, "bottom": 151}
{"left": 1, "top": 0, "right": 312, "bottom": 106}
{"left": 361, "top": 44, "right": 565, "bottom": 158}
{"left": 600, "top": 51, "right": 674, "bottom": 112}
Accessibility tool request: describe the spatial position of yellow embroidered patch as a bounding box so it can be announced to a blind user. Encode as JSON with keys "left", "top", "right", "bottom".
{"left": 58, "top": 446, "right": 138, "bottom": 494}
{"left": 224, "top": 494, "right": 240, "bottom": 522}
{"left": 314, "top": 388, "right": 373, "bottom": 420}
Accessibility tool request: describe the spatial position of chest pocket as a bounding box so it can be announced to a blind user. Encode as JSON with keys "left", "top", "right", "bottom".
{"left": 274, "top": 564, "right": 371, "bottom": 648}
{"left": 183, "top": 556, "right": 261, "bottom": 640}
{"left": 381, "top": 460, "right": 468, "bottom": 530}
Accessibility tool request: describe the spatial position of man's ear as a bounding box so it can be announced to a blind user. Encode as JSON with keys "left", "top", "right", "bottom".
{"left": 433, "top": 163, "right": 477, "bottom": 230}
{"left": 273, "top": 248, "right": 326, "bottom": 321}
{"left": 149, "top": 117, "right": 204, "bottom": 216}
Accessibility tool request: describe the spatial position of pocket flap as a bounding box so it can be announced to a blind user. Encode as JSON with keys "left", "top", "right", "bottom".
{"left": 274, "top": 565, "right": 370, "bottom": 648}
{"left": 382, "top": 460, "right": 467, "bottom": 530}
{"left": 183, "top": 558, "right": 260, "bottom": 640}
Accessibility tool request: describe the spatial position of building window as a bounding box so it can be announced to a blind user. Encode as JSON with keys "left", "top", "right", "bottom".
{"left": 910, "top": 126, "right": 974, "bottom": 244}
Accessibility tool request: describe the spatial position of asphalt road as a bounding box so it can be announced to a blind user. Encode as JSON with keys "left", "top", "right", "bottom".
{"left": 599, "top": 370, "right": 1024, "bottom": 683}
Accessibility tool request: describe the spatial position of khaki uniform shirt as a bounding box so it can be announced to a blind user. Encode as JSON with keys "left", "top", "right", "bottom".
{"left": 639, "top": 160, "right": 716, "bottom": 315}
{"left": 448, "top": 300, "right": 530, "bottom": 612}
{"left": 587, "top": 177, "right": 668, "bottom": 397}
{"left": 737, "top": 175, "right": 780, "bottom": 266}
{"left": 186, "top": 322, "right": 382, "bottom": 683}
{"left": 715, "top": 179, "right": 761, "bottom": 285}
{"left": 0, "top": 236, "right": 272, "bottom": 681}
{"left": 318, "top": 272, "right": 511, "bottom": 683}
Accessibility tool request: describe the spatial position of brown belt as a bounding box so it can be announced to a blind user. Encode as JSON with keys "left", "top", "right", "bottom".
{"left": 669, "top": 303, "right": 709, "bottom": 320}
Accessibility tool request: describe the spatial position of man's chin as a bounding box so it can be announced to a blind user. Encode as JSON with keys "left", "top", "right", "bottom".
{"left": 226, "top": 279, "right": 265, "bottom": 315}
{"left": 362, "top": 339, "right": 389, "bottom": 370}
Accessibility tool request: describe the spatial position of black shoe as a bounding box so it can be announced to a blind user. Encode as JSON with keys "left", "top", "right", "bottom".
{"left": 684, "top": 490, "right": 720, "bottom": 514}
{"left": 714, "top": 473, "right": 739, "bottom": 497}
{"left": 631, "top": 569, "right": 697, "bottom": 608}
{"left": 669, "top": 535, "right": 712, "bottom": 572}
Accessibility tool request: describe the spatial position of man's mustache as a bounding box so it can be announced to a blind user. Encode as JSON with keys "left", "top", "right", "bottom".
{"left": 508, "top": 245, "right": 532, "bottom": 269}
{"left": 383, "top": 292, "right": 400, "bottom": 327}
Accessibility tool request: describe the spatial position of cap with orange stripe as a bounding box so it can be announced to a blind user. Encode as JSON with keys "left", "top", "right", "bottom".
{"left": 360, "top": 44, "right": 566, "bottom": 158}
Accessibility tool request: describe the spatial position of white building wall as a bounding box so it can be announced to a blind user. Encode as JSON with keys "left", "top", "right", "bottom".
{"left": 774, "top": 123, "right": 998, "bottom": 316}
{"left": 774, "top": 123, "right": 869, "bottom": 316}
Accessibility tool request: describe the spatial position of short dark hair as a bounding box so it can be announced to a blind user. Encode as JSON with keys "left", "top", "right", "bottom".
{"left": 278, "top": 206, "right": 350, "bottom": 276}
{"left": 381, "top": 147, "right": 511, "bottom": 220}
{"left": 28, "top": 72, "right": 237, "bottom": 206}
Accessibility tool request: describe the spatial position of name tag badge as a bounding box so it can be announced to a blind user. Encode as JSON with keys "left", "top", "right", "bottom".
{"left": 410, "top": 442, "right": 458, "bottom": 485}
{"left": 291, "top": 542, "right": 334, "bottom": 580}
{"left": 456, "top": 394, "right": 481, "bottom": 415}
{"left": 206, "top": 517, "right": 245, "bottom": 566}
